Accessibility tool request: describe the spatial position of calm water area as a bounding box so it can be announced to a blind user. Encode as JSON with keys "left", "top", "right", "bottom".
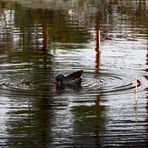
{"left": 0, "top": 0, "right": 148, "bottom": 147}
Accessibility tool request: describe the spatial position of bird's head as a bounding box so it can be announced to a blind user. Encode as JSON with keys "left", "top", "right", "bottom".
{"left": 55, "top": 74, "right": 65, "bottom": 88}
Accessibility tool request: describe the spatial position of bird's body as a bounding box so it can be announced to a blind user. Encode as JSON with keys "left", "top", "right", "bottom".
{"left": 55, "top": 70, "right": 83, "bottom": 89}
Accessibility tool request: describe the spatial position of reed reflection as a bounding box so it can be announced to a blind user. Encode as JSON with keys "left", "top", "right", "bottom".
{"left": 0, "top": 3, "right": 56, "bottom": 146}
{"left": 145, "top": 37, "right": 148, "bottom": 143}
{"left": 95, "top": 12, "right": 101, "bottom": 74}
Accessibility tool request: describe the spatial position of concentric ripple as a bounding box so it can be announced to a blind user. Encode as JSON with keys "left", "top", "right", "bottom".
{"left": 0, "top": 70, "right": 138, "bottom": 96}
{"left": 0, "top": 68, "right": 54, "bottom": 96}
{"left": 82, "top": 70, "right": 138, "bottom": 95}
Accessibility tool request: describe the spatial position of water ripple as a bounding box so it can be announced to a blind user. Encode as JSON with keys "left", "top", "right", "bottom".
{"left": 0, "top": 70, "right": 139, "bottom": 96}
{"left": 82, "top": 70, "right": 138, "bottom": 95}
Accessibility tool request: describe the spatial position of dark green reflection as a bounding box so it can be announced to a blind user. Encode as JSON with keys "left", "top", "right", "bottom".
{"left": 71, "top": 95, "right": 105, "bottom": 147}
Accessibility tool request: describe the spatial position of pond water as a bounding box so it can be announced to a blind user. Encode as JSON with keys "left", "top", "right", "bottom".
{"left": 0, "top": 0, "right": 148, "bottom": 147}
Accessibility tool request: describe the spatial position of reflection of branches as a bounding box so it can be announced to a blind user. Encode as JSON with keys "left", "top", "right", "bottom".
{"left": 102, "top": 0, "right": 148, "bottom": 33}
{"left": 0, "top": 8, "right": 14, "bottom": 51}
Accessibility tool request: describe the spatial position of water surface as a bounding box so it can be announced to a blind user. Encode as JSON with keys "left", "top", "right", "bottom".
{"left": 0, "top": 0, "right": 148, "bottom": 147}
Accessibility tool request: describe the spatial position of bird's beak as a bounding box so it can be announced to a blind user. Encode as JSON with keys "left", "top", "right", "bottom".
{"left": 55, "top": 81, "right": 61, "bottom": 87}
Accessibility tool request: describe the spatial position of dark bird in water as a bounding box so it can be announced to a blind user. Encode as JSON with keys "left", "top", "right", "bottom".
{"left": 55, "top": 70, "right": 83, "bottom": 89}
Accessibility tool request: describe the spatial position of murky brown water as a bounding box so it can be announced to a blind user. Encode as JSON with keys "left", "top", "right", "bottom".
{"left": 0, "top": 0, "right": 148, "bottom": 147}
